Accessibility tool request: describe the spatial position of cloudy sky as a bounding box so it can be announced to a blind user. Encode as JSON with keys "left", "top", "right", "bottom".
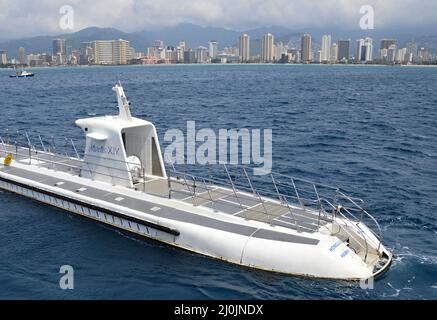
{"left": 0, "top": 0, "right": 436, "bottom": 39}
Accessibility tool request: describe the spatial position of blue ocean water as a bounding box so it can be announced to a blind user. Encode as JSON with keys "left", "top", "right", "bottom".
{"left": 0, "top": 64, "right": 436, "bottom": 299}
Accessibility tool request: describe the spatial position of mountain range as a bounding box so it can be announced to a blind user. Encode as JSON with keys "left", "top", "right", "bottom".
{"left": 1, "top": 23, "right": 436, "bottom": 58}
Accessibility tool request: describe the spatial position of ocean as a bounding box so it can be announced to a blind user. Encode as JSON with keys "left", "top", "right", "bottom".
{"left": 0, "top": 64, "right": 436, "bottom": 299}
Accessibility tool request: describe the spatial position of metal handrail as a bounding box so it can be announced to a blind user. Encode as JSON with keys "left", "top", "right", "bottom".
{"left": 1, "top": 132, "right": 384, "bottom": 251}
{"left": 0, "top": 131, "right": 149, "bottom": 169}
{"left": 169, "top": 178, "right": 286, "bottom": 223}
{"left": 0, "top": 142, "right": 138, "bottom": 184}
{"left": 3, "top": 147, "right": 134, "bottom": 183}
{"left": 0, "top": 139, "right": 148, "bottom": 175}
{"left": 170, "top": 167, "right": 325, "bottom": 229}
{"left": 168, "top": 163, "right": 384, "bottom": 248}
{"left": 337, "top": 190, "right": 382, "bottom": 251}
{"left": 320, "top": 198, "right": 370, "bottom": 261}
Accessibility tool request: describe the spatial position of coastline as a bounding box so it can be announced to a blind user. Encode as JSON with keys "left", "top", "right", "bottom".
{"left": 1, "top": 63, "right": 436, "bottom": 72}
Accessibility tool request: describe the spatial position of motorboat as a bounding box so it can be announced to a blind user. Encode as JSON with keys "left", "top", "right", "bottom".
{"left": 9, "top": 69, "right": 34, "bottom": 78}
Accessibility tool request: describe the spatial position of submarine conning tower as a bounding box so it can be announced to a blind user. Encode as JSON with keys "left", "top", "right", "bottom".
{"left": 75, "top": 82, "right": 166, "bottom": 188}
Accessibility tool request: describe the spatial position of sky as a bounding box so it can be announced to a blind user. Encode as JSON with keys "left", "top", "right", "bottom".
{"left": 0, "top": 0, "right": 436, "bottom": 39}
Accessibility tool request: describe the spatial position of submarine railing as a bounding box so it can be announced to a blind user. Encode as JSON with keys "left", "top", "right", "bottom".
{"left": 167, "top": 163, "right": 383, "bottom": 246}
{"left": 0, "top": 131, "right": 383, "bottom": 247}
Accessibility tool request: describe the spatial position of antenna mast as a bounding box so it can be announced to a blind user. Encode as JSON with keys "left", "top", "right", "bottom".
{"left": 112, "top": 81, "right": 132, "bottom": 121}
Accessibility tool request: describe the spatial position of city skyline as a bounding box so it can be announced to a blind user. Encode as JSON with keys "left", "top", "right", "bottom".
{"left": 2, "top": 20, "right": 436, "bottom": 65}
{"left": 1, "top": 0, "right": 437, "bottom": 40}
{"left": 1, "top": 30, "right": 434, "bottom": 67}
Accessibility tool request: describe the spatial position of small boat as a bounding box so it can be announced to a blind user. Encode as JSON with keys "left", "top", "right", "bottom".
{"left": 9, "top": 69, "right": 34, "bottom": 78}
{"left": 0, "top": 82, "right": 392, "bottom": 280}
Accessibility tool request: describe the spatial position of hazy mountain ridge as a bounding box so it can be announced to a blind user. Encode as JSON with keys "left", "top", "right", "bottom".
{"left": 0, "top": 27, "right": 150, "bottom": 57}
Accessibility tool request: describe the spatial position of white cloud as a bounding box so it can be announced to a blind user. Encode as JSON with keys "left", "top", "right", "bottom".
{"left": 0, "top": 0, "right": 436, "bottom": 38}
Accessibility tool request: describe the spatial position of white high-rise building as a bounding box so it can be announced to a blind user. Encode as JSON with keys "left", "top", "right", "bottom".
{"left": 330, "top": 43, "right": 338, "bottom": 63}
{"left": 387, "top": 44, "right": 397, "bottom": 62}
{"left": 380, "top": 48, "right": 388, "bottom": 61}
{"left": 356, "top": 39, "right": 365, "bottom": 61}
{"left": 176, "top": 47, "right": 184, "bottom": 62}
{"left": 208, "top": 41, "right": 218, "bottom": 59}
{"left": 419, "top": 47, "right": 430, "bottom": 62}
{"left": 356, "top": 37, "right": 373, "bottom": 62}
{"left": 406, "top": 42, "right": 417, "bottom": 62}
{"left": 179, "top": 41, "right": 187, "bottom": 52}
{"left": 316, "top": 50, "right": 322, "bottom": 63}
{"left": 0, "top": 50, "right": 7, "bottom": 64}
{"left": 321, "top": 35, "right": 331, "bottom": 62}
{"left": 274, "top": 42, "right": 284, "bottom": 61}
{"left": 239, "top": 33, "right": 250, "bottom": 62}
{"left": 363, "top": 38, "right": 373, "bottom": 62}
{"left": 196, "top": 46, "right": 208, "bottom": 63}
{"left": 396, "top": 48, "right": 407, "bottom": 63}
{"left": 261, "top": 33, "right": 274, "bottom": 62}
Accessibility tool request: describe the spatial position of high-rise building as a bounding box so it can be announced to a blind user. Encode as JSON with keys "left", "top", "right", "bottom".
{"left": 79, "top": 42, "right": 93, "bottom": 65}
{"left": 379, "top": 48, "right": 388, "bottom": 61}
{"left": 93, "top": 39, "right": 131, "bottom": 65}
{"left": 239, "top": 33, "right": 250, "bottom": 62}
{"left": 147, "top": 47, "right": 156, "bottom": 57}
{"left": 53, "top": 39, "right": 66, "bottom": 55}
{"left": 356, "top": 39, "right": 365, "bottom": 62}
{"left": 27, "top": 54, "right": 42, "bottom": 67}
{"left": 330, "top": 43, "right": 338, "bottom": 63}
{"left": 356, "top": 37, "right": 373, "bottom": 62}
{"left": 183, "top": 50, "right": 196, "bottom": 64}
{"left": 0, "top": 50, "right": 7, "bottom": 64}
{"left": 113, "top": 39, "right": 130, "bottom": 64}
{"left": 93, "top": 41, "right": 115, "bottom": 64}
{"left": 396, "top": 48, "right": 407, "bottom": 63}
{"left": 419, "top": 47, "right": 430, "bottom": 62}
{"left": 208, "top": 41, "right": 218, "bottom": 59}
{"left": 301, "top": 34, "right": 312, "bottom": 62}
{"left": 261, "top": 33, "right": 274, "bottom": 62}
{"left": 53, "top": 39, "right": 67, "bottom": 65}
{"left": 179, "top": 40, "right": 187, "bottom": 52}
{"left": 165, "top": 47, "right": 178, "bottom": 64}
{"left": 274, "top": 42, "right": 284, "bottom": 61}
{"left": 224, "top": 47, "right": 239, "bottom": 56}
{"left": 196, "top": 46, "right": 208, "bottom": 63}
{"left": 380, "top": 39, "right": 397, "bottom": 50}
{"left": 70, "top": 50, "right": 80, "bottom": 65}
{"left": 152, "top": 40, "right": 165, "bottom": 59}
{"left": 386, "top": 44, "right": 397, "bottom": 62}
{"left": 364, "top": 38, "right": 373, "bottom": 62}
{"left": 315, "top": 50, "right": 322, "bottom": 63}
{"left": 18, "top": 47, "right": 26, "bottom": 64}
{"left": 406, "top": 41, "right": 417, "bottom": 62}
{"left": 321, "top": 35, "right": 331, "bottom": 62}
{"left": 337, "top": 39, "right": 350, "bottom": 62}
{"left": 127, "top": 46, "right": 136, "bottom": 61}
{"left": 176, "top": 46, "right": 184, "bottom": 63}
